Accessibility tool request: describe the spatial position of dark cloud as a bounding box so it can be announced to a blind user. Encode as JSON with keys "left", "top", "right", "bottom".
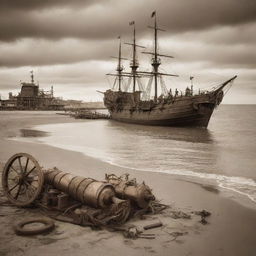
{"left": 0, "top": 39, "right": 117, "bottom": 67}
{"left": 163, "top": 40, "right": 256, "bottom": 68}
{"left": 0, "top": 31, "right": 255, "bottom": 70}
{"left": 159, "top": 0, "right": 256, "bottom": 32}
{"left": 0, "top": 0, "right": 256, "bottom": 42}
{"left": 171, "top": 23, "right": 256, "bottom": 46}
{"left": 0, "top": 0, "right": 96, "bottom": 11}
{"left": 0, "top": 0, "right": 255, "bottom": 104}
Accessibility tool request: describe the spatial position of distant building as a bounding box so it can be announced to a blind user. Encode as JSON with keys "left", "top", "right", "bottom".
{"left": 0, "top": 71, "right": 64, "bottom": 110}
{"left": 0, "top": 97, "right": 17, "bottom": 109}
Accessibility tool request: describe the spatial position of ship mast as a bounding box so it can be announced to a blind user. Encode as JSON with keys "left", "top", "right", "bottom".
{"left": 117, "top": 37, "right": 123, "bottom": 91}
{"left": 141, "top": 11, "right": 178, "bottom": 102}
{"left": 125, "top": 21, "right": 145, "bottom": 92}
{"left": 106, "top": 36, "right": 130, "bottom": 91}
{"left": 152, "top": 12, "right": 160, "bottom": 101}
{"left": 107, "top": 13, "right": 178, "bottom": 96}
{"left": 131, "top": 23, "right": 138, "bottom": 92}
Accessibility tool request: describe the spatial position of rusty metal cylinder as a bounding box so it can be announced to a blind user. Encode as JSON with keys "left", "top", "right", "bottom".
{"left": 44, "top": 168, "right": 115, "bottom": 208}
{"left": 106, "top": 176, "right": 155, "bottom": 208}
{"left": 115, "top": 183, "right": 155, "bottom": 208}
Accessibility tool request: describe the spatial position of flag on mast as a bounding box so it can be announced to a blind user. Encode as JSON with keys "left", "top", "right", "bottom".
{"left": 129, "top": 21, "right": 135, "bottom": 25}
{"left": 151, "top": 11, "right": 156, "bottom": 17}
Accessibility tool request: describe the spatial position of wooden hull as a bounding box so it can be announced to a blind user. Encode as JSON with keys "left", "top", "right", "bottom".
{"left": 111, "top": 107, "right": 214, "bottom": 127}
{"left": 107, "top": 94, "right": 219, "bottom": 128}
{"left": 103, "top": 82, "right": 231, "bottom": 127}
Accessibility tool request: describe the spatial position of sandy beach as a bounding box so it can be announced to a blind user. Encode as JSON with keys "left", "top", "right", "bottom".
{"left": 0, "top": 111, "right": 256, "bottom": 256}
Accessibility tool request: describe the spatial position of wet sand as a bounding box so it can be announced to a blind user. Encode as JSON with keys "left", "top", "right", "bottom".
{"left": 0, "top": 111, "right": 256, "bottom": 256}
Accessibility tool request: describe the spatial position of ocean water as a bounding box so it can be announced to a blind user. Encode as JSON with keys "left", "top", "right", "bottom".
{"left": 13, "top": 105, "right": 256, "bottom": 204}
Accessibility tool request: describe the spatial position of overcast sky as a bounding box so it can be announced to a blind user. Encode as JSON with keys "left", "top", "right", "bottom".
{"left": 0, "top": 0, "right": 255, "bottom": 103}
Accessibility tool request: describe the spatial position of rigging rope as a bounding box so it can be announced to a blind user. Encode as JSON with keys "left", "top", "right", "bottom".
{"left": 145, "top": 76, "right": 153, "bottom": 100}
{"left": 223, "top": 80, "right": 234, "bottom": 96}
{"left": 137, "top": 78, "right": 145, "bottom": 92}
{"left": 159, "top": 75, "right": 168, "bottom": 96}
{"left": 112, "top": 77, "right": 117, "bottom": 90}
{"left": 123, "top": 77, "right": 132, "bottom": 92}
{"left": 127, "top": 77, "right": 132, "bottom": 92}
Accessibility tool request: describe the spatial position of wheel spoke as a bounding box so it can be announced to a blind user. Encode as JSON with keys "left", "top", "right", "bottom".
{"left": 8, "top": 178, "right": 17, "bottom": 182}
{"left": 24, "top": 180, "right": 33, "bottom": 188}
{"left": 8, "top": 183, "right": 19, "bottom": 193}
{"left": 25, "top": 166, "right": 36, "bottom": 177}
{"left": 24, "top": 180, "right": 37, "bottom": 191}
{"left": 10, "top": 166, "right": 19, "bottom": 175}
{"left": 23, "top": 180, "right": 30, "bottom": 187}
{"left": 14, "top": 184, "right": 22, "bottom": 199}
{"left": 26, "top": 177, "right": 39, "bottom": 184}
{"left": 18, "top": 157, "right": 23, "bottom": 174}
{"left": 24, "top": 182, "right": 35, "bottom": 199}
{"left": 24, "top": 157, "right": 29, "bottom": 173}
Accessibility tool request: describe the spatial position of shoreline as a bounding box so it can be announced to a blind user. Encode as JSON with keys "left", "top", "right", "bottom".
{"left": 11, "top": 119, "right": 256, "bottom": 210}
{"left": 0, "top": 110, "right": 255, "bottom": 210}
{"left": 1, "top": 111, "right": 256, "bottom": 256}
{"left": 7, "top": 130, "right": 256, "bottom": 211}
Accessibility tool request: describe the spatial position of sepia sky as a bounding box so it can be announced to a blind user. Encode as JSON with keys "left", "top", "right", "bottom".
{"left": 0, "top": 0, "right": 255, "bottom": 103}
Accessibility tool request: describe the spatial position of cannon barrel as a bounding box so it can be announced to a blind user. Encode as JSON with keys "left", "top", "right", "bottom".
{"left": 2, "top": 152, "right": 153, "bottom": 216}
{"left": 44, "top": 168, "right": 115, "bottom": 208}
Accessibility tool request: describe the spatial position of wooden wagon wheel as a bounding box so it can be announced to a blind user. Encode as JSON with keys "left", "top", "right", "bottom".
{"left": 2, "top": 153, "right": 44, "bottom": 206}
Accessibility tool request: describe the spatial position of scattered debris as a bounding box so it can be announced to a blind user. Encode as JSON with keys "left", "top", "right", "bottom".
{"left": 1, "top": 152, "right": 212, "bottom": 240}
{"left": 169, "top": 210, "right": 191, "bottom": 219}
{"left": 193, "top": 209, "right": 211, "bottom": 218}
{"left": 200, "top": 218, "right": 208, "bottom": 225}
{"left": 143, "top": 221, "right": 163, "bottom": 230}
{"left": 112, "top": 226, "right": 155, "bottom": 240}
{"left": 1, "top": 153, "right": 164, "bottom": 234}
{"left": 192, "top": 210, "right": 211, "bottom": 224}
{"left": 168, "top": 231, "right": 188, "bottom": 241}
{"left": 71, "top": 110, "right": 110, "bottom": 120}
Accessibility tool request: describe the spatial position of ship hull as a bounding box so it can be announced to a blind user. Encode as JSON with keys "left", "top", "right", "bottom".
{"left": 111, "top": 105, "right": 214, "bottom": 127}
{"left": 103, "top": 83, "right": 230, "bottom": 127}
{"left": 107, "top": 94, "right": 219, "bottom": 128}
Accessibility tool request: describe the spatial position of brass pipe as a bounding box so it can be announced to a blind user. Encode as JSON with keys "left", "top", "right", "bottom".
{"left": 44, "top": 168, "right": 115, "bottom": 208}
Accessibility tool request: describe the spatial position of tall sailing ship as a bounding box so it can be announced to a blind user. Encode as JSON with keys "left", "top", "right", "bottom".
{"left": 103, "top": 12, "right": 237, "bottom": 127}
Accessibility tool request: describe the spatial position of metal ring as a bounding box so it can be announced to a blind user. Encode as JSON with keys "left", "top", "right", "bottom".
{"left": 14, "top": 218, "right": 55, "bottom": 236}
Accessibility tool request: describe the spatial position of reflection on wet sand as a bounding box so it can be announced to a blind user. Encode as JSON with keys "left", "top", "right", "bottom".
{"left": 107, "top": 120, "right": 214, "bottom": 144}
{"left": 20, "top": 129, "right": 49, "bottom": 138}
